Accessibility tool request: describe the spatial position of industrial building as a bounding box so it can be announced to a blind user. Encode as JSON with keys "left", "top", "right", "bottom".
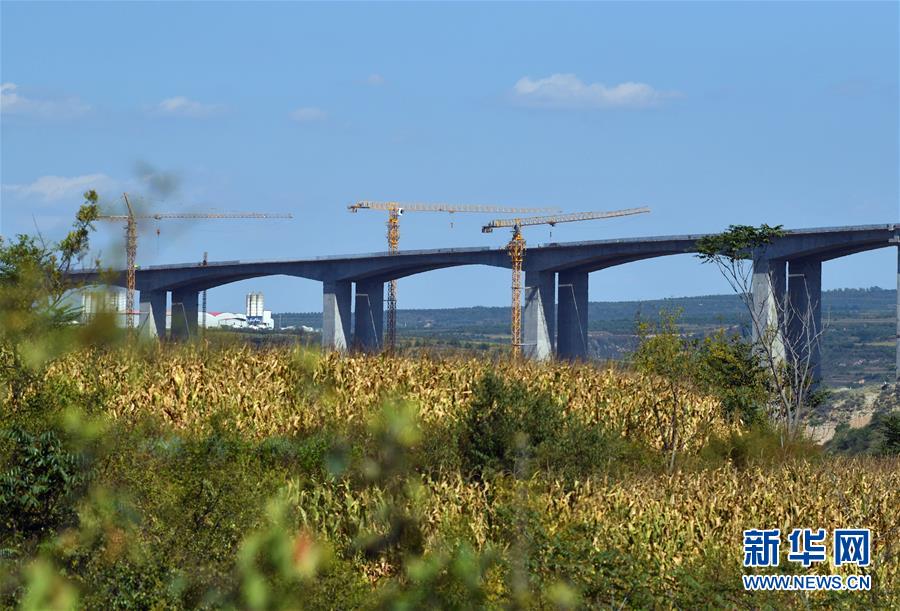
{"left": 79, "top": 287, "right": 273, "bottom": 332}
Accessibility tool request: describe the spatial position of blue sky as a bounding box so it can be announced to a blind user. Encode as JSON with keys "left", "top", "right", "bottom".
{"left": 2, "top": 2, "right": 898, "bottom": 313}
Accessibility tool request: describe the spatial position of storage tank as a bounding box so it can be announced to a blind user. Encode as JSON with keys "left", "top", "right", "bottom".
{"left": 246, "top": 292, "right": 264, "bottom": 325}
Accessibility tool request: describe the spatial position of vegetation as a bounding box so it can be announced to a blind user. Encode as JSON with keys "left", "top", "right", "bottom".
{"left": 826, "top": 410, "right": 900, "bottom": 456}
{"left": 1, "top": 346, "right": 898, "bottom": 608}
{"left": 697, "top": 224, "right": 825, "bottom": 437}
{"left": 632, "top": 311, "right": 769, "bottom": 452}
{"left": 0, "top": 191, "right": 108, "bottom": 411}
{"left": 2, "top": 206, "right": 897, "bottom": 608}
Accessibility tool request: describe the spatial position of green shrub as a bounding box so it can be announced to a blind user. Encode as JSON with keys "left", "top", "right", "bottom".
{"left": 826, "top": 421, "right": 882, "bottom": 455}
{"left": 696, "top": 331, "right": 769, "bottom": 426}
{"left": 534, "top": 421, "right": 656, "bottom": 483}
{"left": 880, "top": 412, "right": 900, "bottom": 455}
{"left": 375, "top": 542, "right": 499, "bottom": 610}
{"left": 460, "top": 373, "right": 566, "bottom": 476}
{"left": 257, "top": 433, "right": 334, "bottom": 475}
{"left": 0, "top": 427, "right": 90, "bottom": 538}
{"left": 701, "top": 423, "right": 820, "bottom": 469}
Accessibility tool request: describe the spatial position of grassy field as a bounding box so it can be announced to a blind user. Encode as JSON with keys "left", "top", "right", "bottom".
{"left": 2, "top": 345, "right": 898, "bottom": 609}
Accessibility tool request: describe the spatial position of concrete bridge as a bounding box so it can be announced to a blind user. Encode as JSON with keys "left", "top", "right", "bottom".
{"left": 71, "top": 223, "right": 900, "bottom": 379}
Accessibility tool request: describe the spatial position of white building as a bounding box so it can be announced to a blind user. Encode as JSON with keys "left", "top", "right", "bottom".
{"left": 198, "top": 310, "right": 272, "bottom": 330}
{"left": 80, "top": 287, "right": 138, "bottom": 327}
{"left": 77, "top": 288, "right": 273, "bottom": 332}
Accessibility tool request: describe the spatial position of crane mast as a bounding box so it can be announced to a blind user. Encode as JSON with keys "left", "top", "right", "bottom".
{"left": 123, "top": 194, "right": 137, "bottom": 327}
{"left": 507, "top": 226, "right": 527, "bottom": 358}
{"left": 98, "top": 193, "right": 292, "bottom": 331}
{"left": 483, "top": 206, "right": 650, "bottom": 358}
{"left": 201, "top": 251, "right": 208, "bottom": 336}
{"left": 349, "top": 200, "right": 559, "bottom": 353}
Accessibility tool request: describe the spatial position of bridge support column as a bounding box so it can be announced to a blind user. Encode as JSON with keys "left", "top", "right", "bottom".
{"left": 896, "top": 246, "right": 899, "bottom": 381}
{"left": 170, "top": 288, "right": 198, "bottom": 341}
{"left": 751, "top": 257, "right": 786, "bottom": 362}
{"left": 523, "top": 270, "right": 555, "bottom": 361}
{"left": 138, "top": 290, "right": 167, "bottom": 339}
{"left": 322, "top": 280, "right": 352, "bottom": 353}
{"left": 557, "top": 270, "right": 589, "bottom": 360}
{"left": 354, "top": 279, "right": 383, "bottom": 353}
{"left": 786, "top": 258, "right": 822, "bottom": 384}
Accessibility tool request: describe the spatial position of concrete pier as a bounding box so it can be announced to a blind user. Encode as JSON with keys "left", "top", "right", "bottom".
{"left": 523, "top": 270, "right": 555, "bottom": 361}
{"left": 170, "top": 287, "right": 198, "bottom": 341}
{"left": 322, "top": 279, "right": 352, "bottom": 352}
{"left": 138, "top": 290, "right": 167, "bottom": 338}
{"left": 750, "top": 256, "right": 786, "bottom": 361}
{"left": 556, "top": 270, "right": 589, "bottom": 360}
{"left": 354, "top": 279, "right": 383, "bottom": 352}
{"left": 786, "top": 258, "right": 823, "bottom": 383}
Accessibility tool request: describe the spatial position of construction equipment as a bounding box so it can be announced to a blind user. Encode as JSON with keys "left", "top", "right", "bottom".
{"left": 482, "top": 207, "right": 651, "bottom": 358}
{"left": 98, "top": 193, "right": 292, "bottom": 330}
{"left": 201, "top": 251, "right": 208, "bottom": 336}
{"left": 349, "top": 200, "right": 560, "bottom": 352}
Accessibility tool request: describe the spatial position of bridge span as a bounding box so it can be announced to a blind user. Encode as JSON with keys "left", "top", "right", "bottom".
{"left": 71, "top": 223, "right": 900, "bottom": 380}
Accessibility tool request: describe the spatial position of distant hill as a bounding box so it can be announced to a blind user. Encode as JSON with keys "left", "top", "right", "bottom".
{"left": 276, "top": 287, "right": 897, "bottom": 387}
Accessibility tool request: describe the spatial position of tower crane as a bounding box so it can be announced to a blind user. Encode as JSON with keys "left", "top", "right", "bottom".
{"left": 482, "top": 207, "right": 651, "bottom": 358}
{"left": 348, "top": 200, "right": 559, "bottom": 352}
{"left": 98, "top": 193, "right": 293, "bottom": 329}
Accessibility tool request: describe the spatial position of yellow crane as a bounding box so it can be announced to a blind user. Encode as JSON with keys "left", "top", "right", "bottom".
{"left": 98, "top": 193, "right": 293, "bottom": 329}
{"left": 348, "top": 200, "right": 560, "bottom": 352}
{"left": 482, "top": 207, "right": 651, "bottom": 358}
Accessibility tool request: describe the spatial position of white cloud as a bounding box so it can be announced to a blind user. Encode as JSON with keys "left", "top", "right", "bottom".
{"left": 153, "top": 96, "right": 222, "bottom": 118}
{"left": 2, "top": 174, "right": 115, "bottom": 201}
{"left": 289, "top": 106, "right": 326, "bottom": 122}
{"left": 0, "top": 82, "right": 91, "bottom": 118}
{"left": 366, "top": 73, "right": 385, "bottom": 86}
{"left": 512, "top": 74, "right": 678, "bottom": 109}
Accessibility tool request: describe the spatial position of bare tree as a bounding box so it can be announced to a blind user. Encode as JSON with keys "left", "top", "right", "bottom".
{"left": 697, "top": 225, "right": 826, "bottom": 438}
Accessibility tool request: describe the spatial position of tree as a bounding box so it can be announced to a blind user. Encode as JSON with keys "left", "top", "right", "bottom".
{"left": 632, "top": 310, "right": 700, "bottom": 472}
{"left": 696, "top": 224, "right": 825, "bottom": 438}
{"left": 696, "top": 330, "right": 769, "bottom": 427}
{"left": 0, "top": 191, "right": 101, "bottom": 406}
{"left": 881, "top": 412, "right": 900, "bottom": 456}
{"left": 0, "top": 191, "right": 99, "bottom": 336}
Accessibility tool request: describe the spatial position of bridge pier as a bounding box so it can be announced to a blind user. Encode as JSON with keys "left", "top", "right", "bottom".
{"left": 557, "top": 270, "right": 589, "bottom": 360}
{"left": 139, "top": 290, "right": 167, "bottom": 338}
{"left": 897, "top": 246, "right": 899, "bottom": 381}
{"left": 786, "top": 258, "right": 823, "bottom": 384}
{"left": 322, "top": 280, "right": 352, "bottom": 353}
{"left": 354, "top": 279, "right": 383, "bottom": 352}
{"left": 751, "top": 256, "right": 786, "bottom": 362}
{"left": 523, "top": 270, "right": 555, "bottom": 361}
{"left": 171, "top": 288, "right": 198, "bottom": 341}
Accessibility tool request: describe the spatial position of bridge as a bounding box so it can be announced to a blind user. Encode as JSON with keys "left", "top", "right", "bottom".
{"left": 71, "top": 223, "right": 900, "bottom": 379}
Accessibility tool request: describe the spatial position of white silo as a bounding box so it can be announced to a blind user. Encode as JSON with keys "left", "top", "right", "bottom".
{"left": 246, "top": 292, "right": 264, "bottom": 324}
